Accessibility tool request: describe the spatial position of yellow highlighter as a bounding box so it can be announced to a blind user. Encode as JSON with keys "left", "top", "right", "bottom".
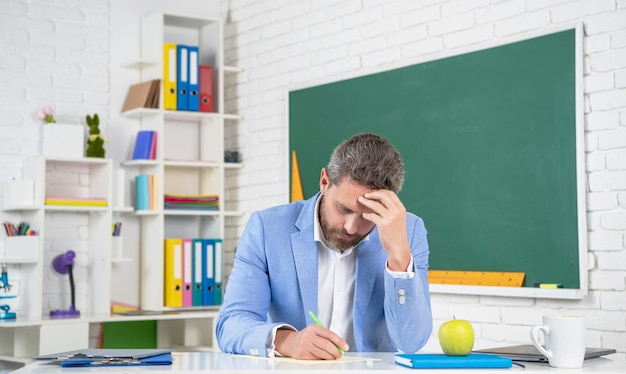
{"left": 308, "top": 311, "right": 345, "bottom": 355}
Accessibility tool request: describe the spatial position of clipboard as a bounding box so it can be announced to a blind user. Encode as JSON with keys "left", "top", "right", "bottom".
{"left": 33, "top": 348, "right": 173, "bottom": 367}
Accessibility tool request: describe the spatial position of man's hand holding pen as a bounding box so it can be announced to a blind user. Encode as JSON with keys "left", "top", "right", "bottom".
{"left": 274, "top": 323, "right": 349, "bottom": 360}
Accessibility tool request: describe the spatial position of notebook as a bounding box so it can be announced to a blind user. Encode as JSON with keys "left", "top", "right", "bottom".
{"left": 394, "top": 353, "right": 512, "bottom": 369}
{"left": 473, "top": 344, "right": 616, "bottom": 363}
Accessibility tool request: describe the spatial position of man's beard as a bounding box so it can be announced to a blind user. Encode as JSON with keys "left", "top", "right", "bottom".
{"left": 319, "top": 196, "right": 365, "bottom": 251}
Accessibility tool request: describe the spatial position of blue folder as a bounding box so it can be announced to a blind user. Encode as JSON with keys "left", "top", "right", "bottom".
{"left": 187, "top": 45, "right": 199, "bottom": 111}
{"left": 34, "top": 349, "right": 173, "bottom": 367}
{"left": 202, "top": 239, "right": 216, "bottom": 305}
{"left": 177, "top": 45, "right": 189, "bottom": 110}
{"left": 60, "top": 353, "right": 172, "bottom": 367}
{"left": 192, "top": 238, "right": 204, "bottom": 306}
{"left": 213, "top": 238, "right": 223, "bottom": 305}
{"left": 394, "top": 353, "right": 512, "bottom": 369}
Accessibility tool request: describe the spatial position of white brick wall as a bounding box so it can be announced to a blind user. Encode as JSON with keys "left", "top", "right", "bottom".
{"left": 220, "top": 0, "right": 626, "bottom": 357}
{"left": 0, "top": 0, "right": 218, "bottom": 349}
{"left": 1, "top": 0, "right": 624, "bottom": 358}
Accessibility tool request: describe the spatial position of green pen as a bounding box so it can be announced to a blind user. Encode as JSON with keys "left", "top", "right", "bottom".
{"left": 308, "top": 310, "right": 345, "bottom": 355}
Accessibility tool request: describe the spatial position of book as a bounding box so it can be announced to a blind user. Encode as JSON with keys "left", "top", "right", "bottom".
{"left": 135, "top": 174, "right": 150, "bottom": 210}
{"left": 149, "top": 130, "right": 157, "bottom": 159}
{"left": 163, "top": 193, "right": 219, "bottom": 211}
{"left": 394, "top": 353, "right": 512, "bottom": 369}
{"left": 45, "top": 197, "right": 108, "bottom": 207}
{"left": 132, "top": 131, "right": 155, "bottom": 160}
{"left": 121, "top": 79, "right": 160, "bottom": 113}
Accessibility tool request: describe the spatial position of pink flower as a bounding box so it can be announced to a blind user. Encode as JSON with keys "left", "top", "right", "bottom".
{"left": 36, "top": 105, "right": 56, "bottom": 124}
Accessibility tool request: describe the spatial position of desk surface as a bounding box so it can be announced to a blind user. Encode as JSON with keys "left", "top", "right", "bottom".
{"left": 12, "top": 351, "right": 625, "bottom": 373}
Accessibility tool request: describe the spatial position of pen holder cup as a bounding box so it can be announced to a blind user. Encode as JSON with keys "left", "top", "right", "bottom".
{"left": 4, "top": 236, "right": 39, "bottom": 261}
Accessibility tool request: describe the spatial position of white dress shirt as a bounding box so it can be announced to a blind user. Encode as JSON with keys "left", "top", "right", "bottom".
{"left": 267, "top": 195, "right": 414, "bottom": 356}
{"left": 312, "top": 195, "right": 415, "bottom": 349}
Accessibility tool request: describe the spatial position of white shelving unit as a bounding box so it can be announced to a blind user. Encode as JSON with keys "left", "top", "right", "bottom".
{"left": 0, "top": 11, "right": 240, "bottom": 369}
{"left": 121, "top": 11, "right": 241, "bottom": 312}
{"left": 2, "top": 157, "right": 114, "bottom": 319}
{"left": 0, "top": 157, "right": 114, "bottom": 367}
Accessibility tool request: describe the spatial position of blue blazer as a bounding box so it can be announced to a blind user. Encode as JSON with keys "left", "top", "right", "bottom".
{"left": 216, "top": 193, "right": 432, "bottom": 356}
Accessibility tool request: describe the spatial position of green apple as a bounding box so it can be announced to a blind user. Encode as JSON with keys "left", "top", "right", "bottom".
{"left": 438, "top": 318, "right": 474, "bottom": 356}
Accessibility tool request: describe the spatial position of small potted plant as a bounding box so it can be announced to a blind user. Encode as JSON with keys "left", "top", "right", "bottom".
{"left": 86, "top": 114, "right": 106, "bottom": 158}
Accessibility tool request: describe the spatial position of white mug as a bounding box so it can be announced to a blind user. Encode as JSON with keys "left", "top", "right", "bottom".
{"left": 530, "top": 315, "right": 586, "bottom": 368}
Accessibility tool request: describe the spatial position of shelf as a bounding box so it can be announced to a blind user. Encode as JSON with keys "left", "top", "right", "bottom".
{"left": 120, "top": 107, "right": 161, "bottom": 118}
{"left": 163, "top": 13, "right": 219, "bottom": 28}
{"left": 135, "top": 210, "right": 160, "bottom": 216}
{"left": 223, "top": 65, "right": 243, "bottom": 73}
{"left": 2, "top": 258, "right": 38, "bottom": 264}
{"left": 164, "top": 209, "right": 220, "bottom": 216}
{"left": 120, "top": 159, "right": 160, "bottom": 168}
{"left": 121, "top": 107, "right": 241, "bottom": 121}
{"left": 43, "top": 205, "right": 109, "bottom": 213}
{"left": 44, "top": 157, "right": 111, "bottom": 165}
{"left": 0, "top": 310, "right": 220, "bottom": 327}
{"left": 164, "top": 160, "right": 221, "bottom": 168}
{"left": 163, "top": 111, "right": 221, "bottom": 122}
{"left": 112, "top": 206, "right": 134, "bottom": 213}
{"left": 0, "top": 205, "right": 40, "bottom": 212}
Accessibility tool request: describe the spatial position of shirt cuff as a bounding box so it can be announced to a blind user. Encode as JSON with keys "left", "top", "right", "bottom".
{"left": 267, "top": 324, "right": 296, "bottom": 357}
{"left": 386, "top": 257, "right": 415, "bottom": 279}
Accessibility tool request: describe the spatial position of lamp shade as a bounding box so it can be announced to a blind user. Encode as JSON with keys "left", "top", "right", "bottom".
{"left": 52, "top": 250, "right": 75, "bottom": 274}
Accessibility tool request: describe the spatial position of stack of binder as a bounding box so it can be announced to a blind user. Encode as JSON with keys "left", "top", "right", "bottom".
{"left": 163, "top": 193, "right": 219, "bottom": 210}
{"left": 163, "top": 43, "right": 212, "bottom": 112}
{"left": 45, "top": 197, "right": 108, "bottom": 207}
{"left": 164, "top": 238, "right": 223, "bottom": 308}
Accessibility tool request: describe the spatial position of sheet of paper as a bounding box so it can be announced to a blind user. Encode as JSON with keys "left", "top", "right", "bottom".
{"left": 274, "top": 355, "right": 379, "bottom": 364}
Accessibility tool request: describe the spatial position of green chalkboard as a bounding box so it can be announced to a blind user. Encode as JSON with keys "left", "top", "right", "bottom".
{"left": 289, "top": 29, "right": 583, "bottom": 290}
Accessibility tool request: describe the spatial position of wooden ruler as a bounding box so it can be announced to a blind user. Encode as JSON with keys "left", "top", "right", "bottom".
{"left": 428, "top": 270, "right": 525, "bottom": 287}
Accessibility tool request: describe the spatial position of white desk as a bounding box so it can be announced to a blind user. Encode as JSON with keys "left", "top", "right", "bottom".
{"left": 12, "top": 351, "right": 625, "bottom": 373}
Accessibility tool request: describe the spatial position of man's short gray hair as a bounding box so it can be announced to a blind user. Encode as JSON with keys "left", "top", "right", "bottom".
{"left": 326, "top": 133, "right": 404, "bottom": 193}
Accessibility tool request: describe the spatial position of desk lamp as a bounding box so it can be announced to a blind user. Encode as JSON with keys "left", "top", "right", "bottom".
{"left": 50, "top": 250, "right": 80, "bottom": 318}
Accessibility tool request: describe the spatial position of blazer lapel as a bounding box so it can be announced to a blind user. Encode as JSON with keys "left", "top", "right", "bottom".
{"left": 291, "top": 194, "right": 319, "bottom": 318}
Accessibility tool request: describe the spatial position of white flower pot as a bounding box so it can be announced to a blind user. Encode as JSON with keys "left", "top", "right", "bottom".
{"left": 42, "top": 124, "right": 84, "bottom": 158}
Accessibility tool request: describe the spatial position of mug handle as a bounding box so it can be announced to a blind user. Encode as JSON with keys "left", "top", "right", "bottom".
{"left": 530, "top": 325, "right": 553, "bottom": 359}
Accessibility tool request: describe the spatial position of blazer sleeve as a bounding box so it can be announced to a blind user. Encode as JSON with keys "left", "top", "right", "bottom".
{"left": 383, "top": 214, "right": 433, "bottom": 353}
{"left": 215, "top": 212, "right": 280, "bottom": 357}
